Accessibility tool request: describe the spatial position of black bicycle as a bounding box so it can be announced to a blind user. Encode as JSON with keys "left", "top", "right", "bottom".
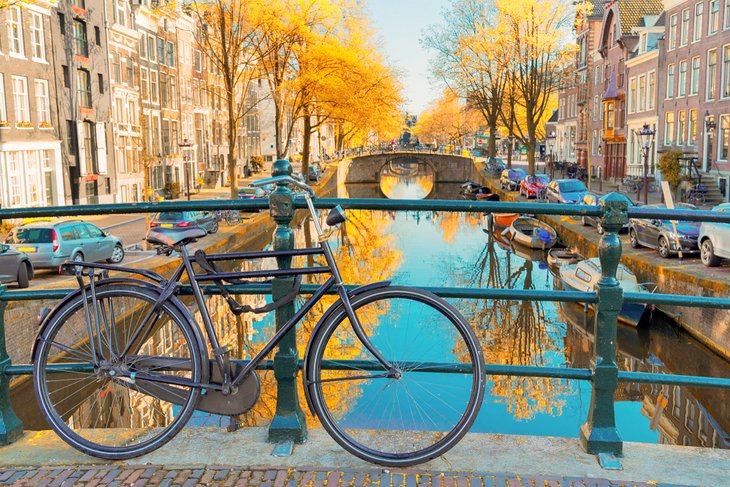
{"left": 32, "top": 176, "right": 486, "bottom": 467}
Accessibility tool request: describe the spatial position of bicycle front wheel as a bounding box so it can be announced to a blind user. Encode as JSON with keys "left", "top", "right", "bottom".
{"left": 33, "top": 284, "right": 204, "bottom": 459}
{"left": 306, "top": 286, "right": 485, "bottom": 466}
{"left": 225, "top": 210, "right": 241, "bottom": 225}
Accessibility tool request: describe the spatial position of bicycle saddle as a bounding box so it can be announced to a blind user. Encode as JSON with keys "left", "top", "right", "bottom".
{"left": 146, "top": 227, "right": 207, "bottom": 247}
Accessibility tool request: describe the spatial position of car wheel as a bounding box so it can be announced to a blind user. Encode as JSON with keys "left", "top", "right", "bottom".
{"left": 658, "top": 237, "right": 670, "bottom": 258}
{"left": 701, "top": 239, "right": 721, "bottom": 267}
{"left": 17, "top": 263, "right": 30, "bottom": 288}
{"left": 107, "top": 243, "right": 125, "bottom": 264}
{"left": 209, "top": 221, "right": 219, "bottom": 234}
{"left": 62, "top": 252, "right": 84, "bottom": 275}
{"left": 629, "top": 229, "right": 640, "bottom": 249}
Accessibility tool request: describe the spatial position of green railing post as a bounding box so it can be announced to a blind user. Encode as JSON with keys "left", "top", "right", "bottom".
{"left": 267, "top": 159, "right": 307, "bottom": 445}
{"left": 0, "top": 283, "right": 23, "bottom": 445}
{"left": 579, "top": 193, "right": 626, "bottom": 459}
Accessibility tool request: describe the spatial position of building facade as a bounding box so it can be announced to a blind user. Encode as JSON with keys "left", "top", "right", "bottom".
{"left": 0, "top": 1, "right": 65, "bottom": 209}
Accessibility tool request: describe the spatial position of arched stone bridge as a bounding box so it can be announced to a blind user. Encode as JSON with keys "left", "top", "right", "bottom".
{"left": 341, "top": 152, "right": 478, "bottom": 185}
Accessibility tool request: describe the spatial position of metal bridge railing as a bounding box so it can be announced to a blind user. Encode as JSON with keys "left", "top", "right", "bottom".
{"left": 1, "top": 165, "right": 730, "bottom": 465}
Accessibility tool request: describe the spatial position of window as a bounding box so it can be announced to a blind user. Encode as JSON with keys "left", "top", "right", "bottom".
{"left": 0, "top": 75, "right": 7, "bottom": 123}
{"left": 150, "top": 70, "right": 159, "bottom": 103}
{"left": 34, "top": 79, "right": 50, "bottom": 125}
{"left": 593, "top": 95, "right": 598, "bottom": 121}
{"left": 725, "top": 0, "right": 730, "bottom": 28}
{"left": 114, "top": 0, "right": 128, "bottom": 28}
{"left": 669, "top": 14, "right": 678, "bottom": 49}
{"left": 681, "top": 8, "right": 690, "bottom": 45}
{"left": 98, "top": 73, "right": 104, "bottom": 94}
{"left": 8, "top": 6, "right": 24, "bottom": 56}
{"left": 62, "top": 65, "right": 70, "bottom": 88}
{"left": 638, "top": 75, "right": 646, "bottom": 111}
{"left": 157, "top": 38, "right": 165, "bottom": 65}
{"left": 30, "top": 12, "right": 46, "bottom": 61}
{"left": 689, "top": 109, "right": 697, "bottom": 145}
{"left": 167, "top": 41, "right": 175, "bottom": 67}
{"left": 665, "top": 112, "right": 675, "bottom": 145}
{"left": 648, "top": 71, "right": 656, "bottom": 109}
{"left": 161, "top": 119, "right": 170, "bottom": 154}
{"left": 81, "top": 121, "right": 95, "bottom": 174}
{"left": 72, "top": 0, "right": 86, "bottom": 8}
{"left": 694, "top": 2, "right": 704, "bottom": 41}
{"left": 708, "top": 49, "right": 718, "bottom": 99}
{"left": 678, "top": 111, "right": 686, "bottom": 145}
{"left": 77, "top": 69, "right": 92, "bottom": 108}
{"left": 139, "top": 36, "right": 147, "bottom": 59}
{"left": 678, "top": 60, "right": 688, "bottom": 97}
{"left": 724, "top": 45, "right": 730, "bottom": 97}
{"left": 710, "top": 0, "right": 720, "bottom": 34}
{"left": 95, "top": 26, "right": 101, "bottom": 46}
{"left": 147, "top": 35, "right": 156, "bottom": 63}
{"left": 605, "top": 101, "right": 615, "bottom": 130}
{"left": 721, "top": 115, "right": 730, "bottom": 160}
{"left": 111, "top": 53, "right": 121, "bottom": 83}
{"left": 11, "top": 76, "right": 30, "bottom": 123}
{"left": 667, "top": 64, "right": 675, "bottom": 98}
{"left": 691, "top": 56, "right": 700, "bottom": 95}
{"left": 58, "top": 13, "right": 66, "bottom": 36}
{"left": 629, "top": 78, "right": 636, "bottom": 113}
{"left": 160, "top": 73, "right": 168, "bottom": 107}
{"left": 73, "top": 20, "right": 88, "bottom": 57}
{"left": 140, "top": 67, "right": 149, "bottom": 100}
{"left": 126, "top": 58, "right": 134, "bottom": 86}
{"left": 195, "top": 50, "right": 202, "bottom": 71}
{"left": 170, "top": 75, "right": 177, "bottom": 110}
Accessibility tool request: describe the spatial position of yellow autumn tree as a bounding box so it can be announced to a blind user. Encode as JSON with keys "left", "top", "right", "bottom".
{"left": 413, "top": 90, "right": 481, "bottom": 147}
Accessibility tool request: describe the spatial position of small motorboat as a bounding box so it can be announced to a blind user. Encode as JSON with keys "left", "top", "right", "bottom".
{"left": 460, "top": 181, "right": 496, "bottom": 200}
{"left": 547, "top": 248, "right": 583, "bottom": 271}
{"left": 506, "top": 216, "right": 558, "bottom": 249}
{"left": 475, "top": 192, "right": 500, "bottom": 201}
{"left": 559, "top": 257, "right": 652, "bottom": 327}
{"left": 486, "top": 212, "right": 519, "bottom": 229}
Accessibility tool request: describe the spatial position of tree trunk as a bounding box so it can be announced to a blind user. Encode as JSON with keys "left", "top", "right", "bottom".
{"left": 507, "top": 140, "right": 513, "bottom": 168}
{"left": 274, "top": 94, "right": 287, "bottom": 159}
{"left": 302, "top": 108, "right": 312, "bottom": 175}
{"left": 228, "top": 99, "right": 238, "bottom": 199}
{"left": 488, "top": 118, "right": 498, "bottom": 158}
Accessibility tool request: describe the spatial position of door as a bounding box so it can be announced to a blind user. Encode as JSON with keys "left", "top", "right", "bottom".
{"left": 0, "top": 248, "right": 16, "bottom": 282}
{"left": 86, "top": 223, "right": 113, "bottom": 261}
{"left": 73, "top": 223, "right": 94, "bottom": 261}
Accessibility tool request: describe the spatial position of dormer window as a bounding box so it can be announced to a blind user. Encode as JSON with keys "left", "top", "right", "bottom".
{"left": 640, "top": 33, "right": 647, "bottom": 53}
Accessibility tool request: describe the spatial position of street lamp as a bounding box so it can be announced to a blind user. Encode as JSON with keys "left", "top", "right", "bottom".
{"left": 178, "top": 138, "right": 194, "bottom": 201}
{"left": 546, "top": 131, "right": 556, "bottom": 179}
{"left": 635, "top": 123, "right": 655, "bottom": 205}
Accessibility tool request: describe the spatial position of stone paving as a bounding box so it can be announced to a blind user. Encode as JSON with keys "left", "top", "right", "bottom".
{"left": 0, "top": 466, "right": 696, "bottom": 487}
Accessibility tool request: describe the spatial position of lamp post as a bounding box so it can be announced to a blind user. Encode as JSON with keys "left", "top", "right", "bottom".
{"left": 547, "top": 131, "right": 556, "bottom": 179}
{"left": 178, "top": 138, "right": 194, "bottom": 201}
{"left": 635, "top": 123, "right": 655, "bottom": 205}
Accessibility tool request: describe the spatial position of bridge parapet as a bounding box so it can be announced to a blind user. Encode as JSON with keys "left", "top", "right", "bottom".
{"left": 343, "top": 152, "right": 476, "bottom": 185}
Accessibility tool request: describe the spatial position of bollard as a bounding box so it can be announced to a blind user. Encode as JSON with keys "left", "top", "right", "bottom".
{"left": 267, "top": 160, "right": 307, "bottom": 445}
{"left": 0, "top": 283, "right": 23, "bottom": 445}
{"left": 579, "top": 193, "right": 626, "bottom": 461}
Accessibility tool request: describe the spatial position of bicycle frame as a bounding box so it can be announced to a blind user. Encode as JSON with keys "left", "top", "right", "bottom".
{"left": 125, "top": 191, "right": 396, "bottom": 394}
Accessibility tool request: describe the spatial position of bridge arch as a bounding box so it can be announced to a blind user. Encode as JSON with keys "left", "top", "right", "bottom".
{"left": 341, "top": 152, "right": 477, "bottom": 185}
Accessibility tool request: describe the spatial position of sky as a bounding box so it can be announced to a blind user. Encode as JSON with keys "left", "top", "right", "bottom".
{"left": 365, "top": 0, "right": 449, "bottom": 116}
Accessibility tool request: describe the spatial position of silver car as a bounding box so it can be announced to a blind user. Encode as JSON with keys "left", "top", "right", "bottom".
{"left": 699, "top": 202, "right": 730, "bottom": 267}
{"left": 0, "top": 243, "right": 33, "bottom": 288}
{"left": 4, "top": 220, "right": 124, "bottom": 272}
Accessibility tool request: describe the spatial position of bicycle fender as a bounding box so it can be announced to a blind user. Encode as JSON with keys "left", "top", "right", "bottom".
{"left": 30, "top": 279, "right": 210, "bottom": 377}
{"left": 301, "top": 280, "right": 390, "bottom": 416}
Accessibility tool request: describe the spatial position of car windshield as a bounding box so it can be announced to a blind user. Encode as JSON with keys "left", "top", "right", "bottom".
{"left": 559, "top": 181, "right": 587, "bottom": 192}
{"left": 156, "top": 212, "right": 186, "bottom": 221}
{"left": 509, "top": 170, "right": 525, "bottom": 178}
{"left": 5, "top": 227, "right": 53, "bottom": 244}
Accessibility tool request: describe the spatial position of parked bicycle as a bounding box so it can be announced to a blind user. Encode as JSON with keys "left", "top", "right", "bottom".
{"left": 32, "top": 176, "right": 486, "bottom": 467}
{"left": 215, "top": 209, "right": 242, "bottom": 225}
{"left": 686, "top": 184, "right": 707, "bottom": 206}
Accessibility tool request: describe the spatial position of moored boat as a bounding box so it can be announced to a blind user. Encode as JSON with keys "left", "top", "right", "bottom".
{"left": 559, "top": 257, "right": 651, "bottom": 327}
{"left": 487, "top": 212, "right": 519, "bottom": 229}
{"left": 506, "top": 216, "right": 558, "bottom": 249}
{"left": 547, "top": 248, "right": 583, "bottom": 271}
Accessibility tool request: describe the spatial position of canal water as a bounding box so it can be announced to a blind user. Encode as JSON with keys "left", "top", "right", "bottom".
{"left": 9, "top": 170, "right": 729, "bottom": 449}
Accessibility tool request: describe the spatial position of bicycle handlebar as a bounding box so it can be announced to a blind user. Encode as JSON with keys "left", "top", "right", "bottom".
{"left": 251, "top": 175, "right": 316, "bottom": 197}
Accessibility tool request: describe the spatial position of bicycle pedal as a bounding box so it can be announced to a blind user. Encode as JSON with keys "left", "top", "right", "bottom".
{"left": 226, "top": 415, "right": 243, "bottom": 433}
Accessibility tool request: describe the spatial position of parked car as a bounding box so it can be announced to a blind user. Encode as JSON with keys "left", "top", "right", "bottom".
{"left": 0, "top": 244, "right": 33, "bottom": 288}
{"left": 629, "top": 203, "right": 700, "bottom": 258}
{"left": 4, "top": 220, "right": 124, "bottom": 272}
{"left": 236, "top": 186, "right": 268, "bottom": 212}
{"left": 484, "top": 157, "right": 505, "bottom": 176}
{"left": 519, "top": 174, "right": 550, "bottom": 199}
{"left": 698, "top": 202, "right": 730, "bottom": 266}
{"left": 500, "top": 168, "right": 527, "bottom": 191}
{"left": 580, "top": 193, "right": 635, "bottom": 233}
{"left": 545, "top": 179, "right": 589, "bottom": 204}
{"left": 308, "top": 164, "right": 322, "bottom": 181}
{"left": 149, "top": 211, "right": 219, "bottom": 235}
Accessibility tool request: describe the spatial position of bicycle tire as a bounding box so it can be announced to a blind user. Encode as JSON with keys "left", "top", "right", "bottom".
{"left": 306, "top": 286, "right": 485, "bottom": 466}
{"left": 225, "top": 210, "right": 241, "bottom": 225}
{"left": 33, "top": 284, "right": 204, "bottom": 460}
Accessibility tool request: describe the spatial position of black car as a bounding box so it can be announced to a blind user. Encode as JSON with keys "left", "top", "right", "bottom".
{"left": 629, "top": 203, "right": 700, "bottom": 258}
{"left": 499, "top": 168, "right": 526, "bottom": 191}
{"left": 580, "top": 193, "right": 635, "bottom": 234}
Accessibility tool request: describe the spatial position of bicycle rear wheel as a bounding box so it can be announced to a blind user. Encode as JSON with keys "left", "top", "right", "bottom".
{"left": 225, "top": 210, "right": 241, "bottom": 225}
{"left": 33, "top": 284, "right": 204, "bottom": 459}
{"left": 306, "top": 287, "right": 485, "bottom": 466}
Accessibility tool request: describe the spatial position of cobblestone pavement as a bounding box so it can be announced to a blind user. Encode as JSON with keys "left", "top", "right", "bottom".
{"left": 0, "top": 466, "right": 695, "bottom": 487}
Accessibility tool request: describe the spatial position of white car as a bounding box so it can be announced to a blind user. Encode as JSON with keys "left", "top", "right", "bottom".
{"left": 698, "top": 202, "right": 730, "bottom": 267}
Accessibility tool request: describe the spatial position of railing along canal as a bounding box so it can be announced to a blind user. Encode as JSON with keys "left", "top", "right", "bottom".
{"left": 2, "top": 176, "right": 730, "bottom": 467}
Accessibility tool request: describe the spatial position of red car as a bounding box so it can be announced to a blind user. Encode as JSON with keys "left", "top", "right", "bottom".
{"left": 519, "top": 174, "right": 550, "bottom": 199}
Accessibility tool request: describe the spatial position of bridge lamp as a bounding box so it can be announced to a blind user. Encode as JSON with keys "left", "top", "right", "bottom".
{"left": 547, "top": 132, "right": 556, "bottom": 178}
